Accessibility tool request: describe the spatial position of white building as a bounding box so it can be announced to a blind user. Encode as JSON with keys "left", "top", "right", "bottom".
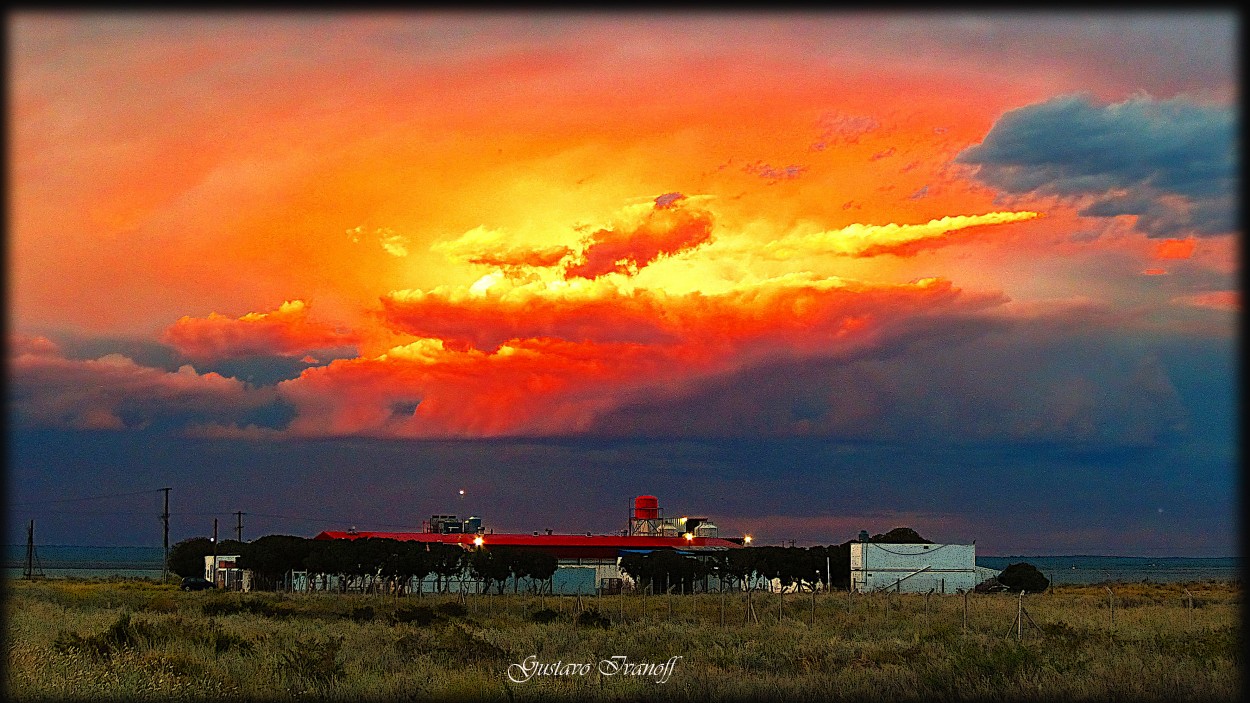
{"left": 850, "top": 543, "right": 994, "bottom": 594}
{"left": 204, "top": 554, "right": 251, "bottom": 591}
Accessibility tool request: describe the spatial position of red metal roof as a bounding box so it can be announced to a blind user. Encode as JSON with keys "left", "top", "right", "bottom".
{"left": 312, "top": 530, "right": 741, "bottom": 559}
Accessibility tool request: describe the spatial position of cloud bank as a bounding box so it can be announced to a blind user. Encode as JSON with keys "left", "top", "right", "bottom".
{"left": 957, "top": 94, "right": 1237, "bottom": 237}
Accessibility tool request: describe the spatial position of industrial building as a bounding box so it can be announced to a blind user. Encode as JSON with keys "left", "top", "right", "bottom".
{"left": 307, "top": 495, "right": 742, "bottom": 594}
{"left": 850, "top": 541, "right": 997, "bottom": 593}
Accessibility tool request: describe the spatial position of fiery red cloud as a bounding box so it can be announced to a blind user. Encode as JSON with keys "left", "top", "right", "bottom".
{"left": 162, "top": 300, "right": 358, "bottom": 361}
{"left": 1153, "top": 238, "right": 1197, "bottom": 260}
{"left": 279, "top": 276, "right": 1001, "bottom": 437}
{"left": 564, "top": 203, "right": 715, "bottom": 279}
{"left": 8, "top": 14, "right": 1235, "bottom": 446}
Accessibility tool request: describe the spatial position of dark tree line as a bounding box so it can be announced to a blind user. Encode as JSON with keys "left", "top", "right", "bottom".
{"left": 466, "top": 546, "right": 559, "bottom": 594}
{"left": 167, "top": 526, "right": 954, "bottom": 594}
{"left": 166, "top": 535, "right": 557, "bottom": 593}
{"left": 618, "top": 527, "right": 936, "bottom": 594}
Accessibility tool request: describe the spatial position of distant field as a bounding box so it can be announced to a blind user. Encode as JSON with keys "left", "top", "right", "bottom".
{"left": 4, "top": 578, "right": 1239, "bottom": 702}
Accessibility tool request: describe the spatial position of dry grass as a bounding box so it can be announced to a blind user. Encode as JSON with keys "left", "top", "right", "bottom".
{"left": 4, "top": 578, "right": 1240, "bottom": 702}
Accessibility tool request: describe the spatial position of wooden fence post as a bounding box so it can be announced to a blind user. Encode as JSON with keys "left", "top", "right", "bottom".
{"left": 963, "top": 590, "right": 968, "bottom": 633}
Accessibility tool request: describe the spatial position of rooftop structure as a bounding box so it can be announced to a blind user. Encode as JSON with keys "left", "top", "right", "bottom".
{"left": 312, "top": 530, "right": 741, "bottom": 560}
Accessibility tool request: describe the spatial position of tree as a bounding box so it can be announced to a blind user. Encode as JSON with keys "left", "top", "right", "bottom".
{"left": 726, "top": 547, "right": 764, "bottom": 590}
{"left": 468, "top": 546, "right": 514, "bottom": 594}
{"left": 427, "top": 543, "right": 465, "bottom": 593}
{"left": 394, "top": 541, "right": 432, "bottom": 595}
{"left": 998, "top": 562, "right": 1050, "bottom": 593}
{"left": 870, "top": 527, "right": 932, "bottom": 544}
{"left": 513, "top": 550, "right": 557, "bottom": 593}
{"left": 619, "top": 550, "right": 706, "bottom": 594}
{"left": 304, "top": 539, "right": 358, "bottom": 592}
{"left": 619, "top": 553, "right": 651, "bottom": 591}
{"left": 166, "top": 537, "right": 245, "bottom": 578}
{"left": 239, "top": 535, "right": 312, "bottom": 591}
{"left": 167, "top": 537, "right": 213, "bottom": 578}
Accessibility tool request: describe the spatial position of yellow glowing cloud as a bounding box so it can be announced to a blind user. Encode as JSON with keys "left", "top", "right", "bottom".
{"left": 711, "top": 210, "right": 1042, "bottom": 261}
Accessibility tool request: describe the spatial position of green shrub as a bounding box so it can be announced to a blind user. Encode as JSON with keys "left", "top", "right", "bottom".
{"left": 998, "top": 563, "right": 1050, "bottom": 593}
{"left": 436, "top": 601, "right": 467, "bottom": 618}
{"left": 52, "top": 610, "right": 160, "bottom": 659}
{"left": 277, "top": 634, "right": 344, "bottom": 689}
{"left": 393, "top": 604, "right": 437, "bottom": 626}
{"left": 145, "top": 593, "right": 178, "bottom": 614}
{"left": 530, "top": 608, "right": 560, "bottom": 624}
{"left": 574, "top": 608, "right": 611, "bottom": 628}
{"left": 427, "top": 623, "right": 507, "bottom": 663}
{"left": 202, "top": 595, "right": 295, "bottom": 618}
{"left": 201, "top": 597, "right": 244, "bottom": 617}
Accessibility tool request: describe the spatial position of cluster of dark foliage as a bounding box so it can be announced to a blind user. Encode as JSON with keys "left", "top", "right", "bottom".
{"left": 169, "top": 526, "right": 1029, "bottom": 597}
{"left": 620, "top": 526, "right": 932, "bottom": 594}
{"left": 997, "top": 562, "right": 1051, "bottom": 593}
{"left": 168, "top": 534, "right": 557, "bottom": 594}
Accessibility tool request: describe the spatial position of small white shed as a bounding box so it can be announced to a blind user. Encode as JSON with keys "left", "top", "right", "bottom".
{"left": 850, "top": 542, "right": 984, "bottom": 594}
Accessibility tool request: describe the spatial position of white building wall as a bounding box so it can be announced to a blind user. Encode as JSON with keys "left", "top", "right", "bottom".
{"left": 850, "top": 543, "right": 980, "bottom": 594}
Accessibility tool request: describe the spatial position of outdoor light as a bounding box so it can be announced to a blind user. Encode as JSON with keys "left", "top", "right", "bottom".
{"left": 743, "top": 535, "right": 752, "bottom": 544}
{"left": 473, "top": 536, "right": 484, "bottom": 547}
{"left": 683, "top": 532, "right": 694, "bottom": 541}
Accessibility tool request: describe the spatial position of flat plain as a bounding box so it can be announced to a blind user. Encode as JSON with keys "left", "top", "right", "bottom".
{"left": 3, "top": 578, "right": 1239, "bottom": 702}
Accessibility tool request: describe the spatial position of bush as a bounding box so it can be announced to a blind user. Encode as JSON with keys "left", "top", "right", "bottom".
{"left": 52, "top": 610, "right": 160, "bottom": 660}
{"left": 201, "top": 595, "right": 295, "bottom": 618}
{"left": 998, "top": 563, "right": 1050, "bottom": 593}
{"left": 530, "top": 608, "right": 561, "bottom": 624}
{"left": 278, "top": 634, "right": 344, "bottom": 689}
{"left": 145, "top": 593, "right": 178, "bottom": 614}
{"left": 349, "top": 605, "right": 375, "bottom": 622}
{"left": 436, "top": 602, "right": 467, "bottom": 618}
{"left": 574, "top": 608, "right": 611, "bottom": 628}
{"left": 393, "top": 605, "right": 437, "bottom": 626}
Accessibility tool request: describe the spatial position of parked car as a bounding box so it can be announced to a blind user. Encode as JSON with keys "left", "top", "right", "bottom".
{"left": 180, "top": 576, "right": 215, "bottom": 591}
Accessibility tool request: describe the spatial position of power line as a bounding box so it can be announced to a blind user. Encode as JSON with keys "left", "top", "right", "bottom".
{"left": 12, "top": 488, "right": 165, "bottom": 506}
{"left": 173, "top": 510, "right": 423, "bottom": 530}
{"left": 22, "top": 510, "right": 156, "bottom": 517}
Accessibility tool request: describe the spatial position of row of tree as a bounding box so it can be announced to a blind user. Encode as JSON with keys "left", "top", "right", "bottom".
{"left": 167, "top": 535, "right": 558, "bottom": 594}
{"left": 167, "top": 526, "right": 1050, "bottom": 597}
{"left": 594, "top": 527, "right": 936, "bottom": 595}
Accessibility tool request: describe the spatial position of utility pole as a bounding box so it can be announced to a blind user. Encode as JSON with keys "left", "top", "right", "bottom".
{"left": 212, "top": 518, "right": 218, "bottom": 587}
{"left": 161, "top": 488, "right": 170, "bottom": 584}
{"left": 24, "top": 520, "right": 35, "bottom": 580}
{"left": 234, "top": 511, "right": 245, "bottom": 543}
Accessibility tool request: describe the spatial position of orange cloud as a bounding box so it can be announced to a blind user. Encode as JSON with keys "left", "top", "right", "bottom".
{"left": 431, "top": 226, "right": 574, "bottom": 269}
{"left": 1153, "top": 237, "right": 1196, "bottom": 260}
{"left": 564, "top": 202, "right": 715, "bottom": 279}
{"left": 162, "top": 300, "right": 358, "bottom": 361}
{"left": 1171, "top": 290, "right": 1239, "bottom": 311}
{"left": 734, "top": 211, "right": 1043, "bottom": 260}
{"left": 381, "top": 284, "right": 674, "bottom": 351}
{"left": 9, "top": 332, "right": 61, "bottom": 357}
{"left": 287, "top": 275, "right": 1001, "bottom": 437}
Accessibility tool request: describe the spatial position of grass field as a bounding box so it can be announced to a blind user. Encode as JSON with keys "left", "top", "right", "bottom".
{"left": 3, "top": 578, "right": 1240, "bottom": 702}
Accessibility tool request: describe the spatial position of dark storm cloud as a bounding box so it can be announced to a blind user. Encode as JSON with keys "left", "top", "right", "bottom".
{"left": 588, "top": 309, "right": 1190, "bottom": 448}
{"left": 957, "top": 94, "right": 1237, "bottom": 237}
{"left": 8, "top": 334, "right": 278, "bottom": 432}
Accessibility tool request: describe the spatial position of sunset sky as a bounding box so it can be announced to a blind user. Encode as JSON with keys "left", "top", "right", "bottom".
{"left": 7, "top": 12, "right": 1239, "bottom": 555}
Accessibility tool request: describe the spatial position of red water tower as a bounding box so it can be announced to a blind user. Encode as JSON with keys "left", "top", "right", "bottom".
{"left": 634, "top": 495, "right": 659, "bottom": 520}
{"left": 630, "top": 495, "right": 662, "bottom": 535}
